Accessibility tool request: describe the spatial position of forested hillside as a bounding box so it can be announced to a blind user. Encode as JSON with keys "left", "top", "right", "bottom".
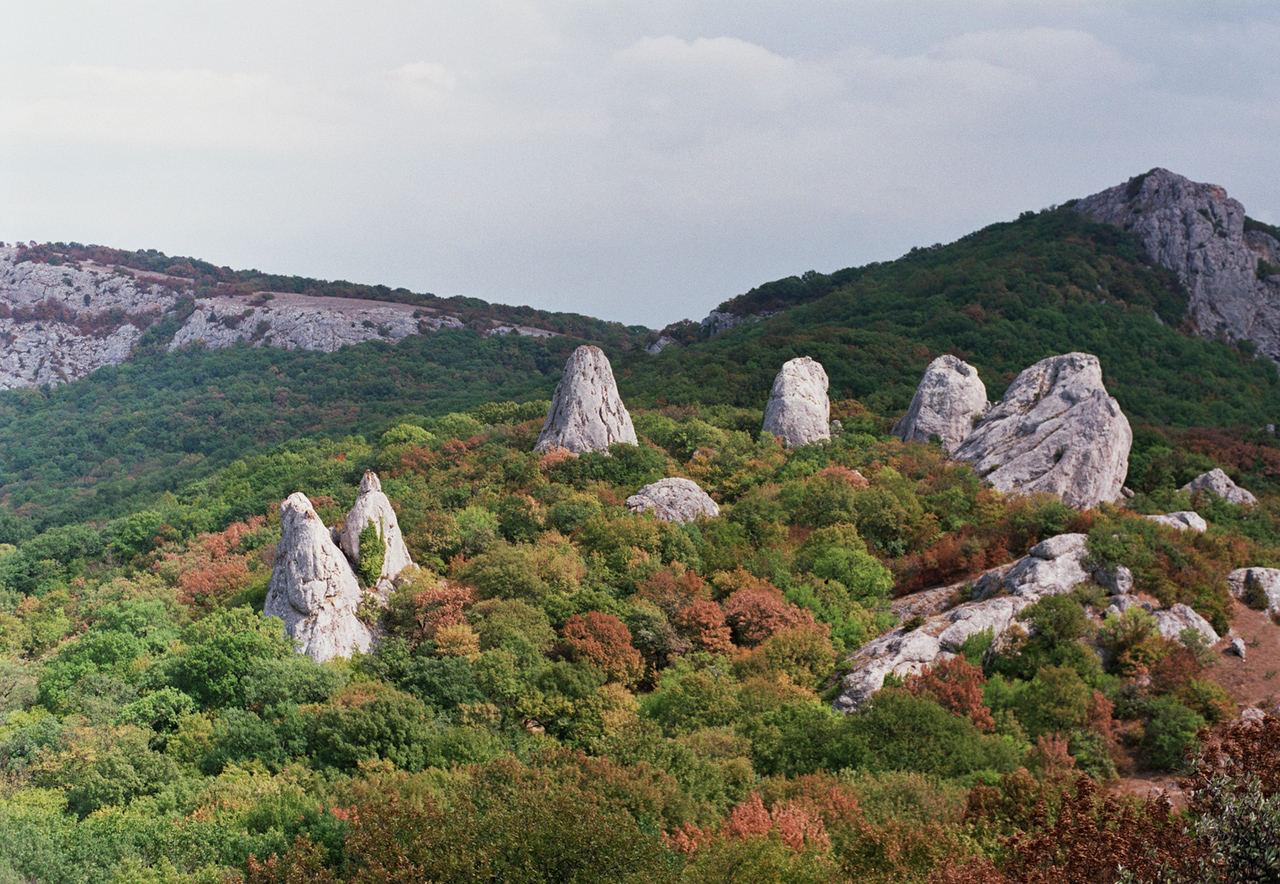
{"left": 2, "top": 202, "right": 1280, "bottom": 882}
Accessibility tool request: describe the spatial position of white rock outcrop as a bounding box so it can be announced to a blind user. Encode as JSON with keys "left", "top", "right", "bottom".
{"left": 1180, "top": 468, "right": 1257, "bottom": 506}
{"left": 953, "top": 353, "right": 1132, "bottom": 510}
{"left": 762, "top": 356, "right": 831, "bottom": 447}
{"left": 833, "top": 533, "right": 1092, "bottom": 712}
{"left": 1075, "top": 169, "right": 1280, "bottom": 363}
{"left": 1227, "top": 567, "right": 1280, "bottom": 615}
{"left": 626, "top": 478, "right": 720, "bottom": 523}
{"left": 264, "top": 492, "right": 373, "bottom": 662}
{"left": 340, "top": 471, "right": 413, "bottom": 590}
{"left": 1153, "top": 603, "right": 1220, "bottom": 646}
{"left": 1146, "top": 511, "right": 1209, "bottom": 533}
{"left": 534, "top": 345, "right": 638, "bottom": 454}
{"left": 893, "top": 355, "right": 988, "bottom": 455}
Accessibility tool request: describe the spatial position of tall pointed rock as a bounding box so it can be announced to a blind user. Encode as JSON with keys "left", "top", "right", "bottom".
{"left": 762, "top": 356, "right": 830, "bottom": 447}
{"left": 534, "top": 345, "right": 637, "bottom": 453}
{"left": 893, "top": 355, "right": 988, "bottom": 455}
{"left": 341, "top": 470, "right": 413, "bottom": 588}
{"left": 264, "top": 492, "right": 372, "bottom": 662}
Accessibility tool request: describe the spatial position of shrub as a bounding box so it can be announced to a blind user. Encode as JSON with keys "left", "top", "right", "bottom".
{"left": 1143, "top": 697, "right": 1205, "bottom": 771}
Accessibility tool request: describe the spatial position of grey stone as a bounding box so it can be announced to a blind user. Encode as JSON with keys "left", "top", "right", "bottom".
{"left": 340, "top": 471, "right": 413, "bottom": 590}
{"left": 264, "top": 492, "right": 373, "bottom": 662}
{"left": 893, "top": 355, "right": 989, "bottom": 455}
{"left": 534, "top": 345, "right": 638, "bottom": 454}
{"left": 1146, "top": 511, "right": 1208, "bottom": 532}
{"left": 1153, "top": 603, "right": 1220, "bottom": 646}
{"left": 1076, "top": 168, "right": 1280, "bottom": 365}
{"left": 1094, "top": 564, "right": 1134, "bottom": 595}
{"left": 645, "top": 335, "right": 676, "bottom": 355}
{"left": 762, "top": 356, "right": 831, "bottom": 447}
{"left": 1227, "top": 567, "right": 1280, "bottom": 614}
{"left": 1229, "top": 637, "right": 1247, "bottom": 660}
{"left": 699, "top": 311, "right": 744, "bottom": 338}
{"left": 626, "top": 477, "right": 719, "bottom": 523}
{"left": 1180, "top": 468, "right": 1257, "bottom": 506}
{"left": 953, "top": 353, "right": 1132, "bottom": 510}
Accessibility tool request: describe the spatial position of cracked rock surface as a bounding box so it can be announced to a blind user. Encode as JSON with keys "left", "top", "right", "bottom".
{"left": 893, "top": 355, "right": 988, "bottom": 455}
{"left": 954, "top": 353, "right": 1131, "bottom": 510}
{"left": 626, "top": 477, "right": 719, "bottom": 523}
{"left": 762, "top": 356, "right": 831, "bottom": 447}
{"left": 534, "top": 345, "right": 638, "bottom": 454}
{"left": 264, "top": 492, "right": 372, "bottom": 662}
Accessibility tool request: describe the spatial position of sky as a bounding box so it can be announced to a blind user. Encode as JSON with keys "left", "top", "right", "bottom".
{"left": 2, "top": 3, "right": 1278, "bottom": 328}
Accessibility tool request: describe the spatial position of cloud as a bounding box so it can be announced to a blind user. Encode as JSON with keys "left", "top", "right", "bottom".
{"left": 0, "top": 64, "right": 326, "bottom": 151}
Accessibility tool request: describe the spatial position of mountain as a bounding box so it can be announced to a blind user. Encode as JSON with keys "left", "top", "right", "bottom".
{"left": 2, "top": 170, "right": 1279, "bottom": 882}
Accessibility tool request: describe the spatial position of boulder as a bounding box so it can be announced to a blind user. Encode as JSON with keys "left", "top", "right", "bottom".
{"left": 1075, "top": 169, "right": 1280, "bottom": 364}
{"left": 893, "top": 355, "right": 988, "bottom": 454}
{"left": 1229, "top": 638, "right": 1247, "bottom": 660}
{"left": 1146, "top": 511, "right": 1208, "bottom": 533}
{"left": 700, "top": 311, "right": 744, "bottom": 338}
{"left": 762, "top": 356, "right": 831, "bottom": 447}
{"left": 953, "top": 353, "right": 1132, "bottom": 510}
{"left": 626, "top": 477, "right": 719, "bottom": 523}
{"left": 1153, "top": 603, "right": 1219, "bottom": 646}
{"left": 1094, "top": 564, "right": 1134, "bottom": 595}
{"left": 534, "top": 345, "right": 638, "bottom": 454}
{"left": 1227, "top": 567, "right": 1280, "bottom": 614}
{"left": 834, "top": 532, "right": 1092, "bottom": 711}
{"left": 340, "top": 471, "right": 413, "bottom": 590}
{"left": 264, "top": 493, "right": 373, "bottom": 662}
{"left": 1180, "top": 468, "right": 1257, "bottom": 506}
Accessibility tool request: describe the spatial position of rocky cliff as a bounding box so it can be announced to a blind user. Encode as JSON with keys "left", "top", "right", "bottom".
{"left": 1075, "top": 168, "right": 1280, "bottom": 362}
{"left": 0, "top": 246, "right": 467, "bottom": 390}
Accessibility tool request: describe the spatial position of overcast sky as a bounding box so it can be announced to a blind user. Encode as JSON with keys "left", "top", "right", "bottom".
{"left": 3, "top": 3, "right": 1278, "bottom": 327}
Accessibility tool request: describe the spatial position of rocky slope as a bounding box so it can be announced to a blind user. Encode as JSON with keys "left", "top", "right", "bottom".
{"left": 1075, "top": 168, "right": 1280, "bottom": 362}
{"left": 0, "top": 245, "right": 464, "bottom": 389}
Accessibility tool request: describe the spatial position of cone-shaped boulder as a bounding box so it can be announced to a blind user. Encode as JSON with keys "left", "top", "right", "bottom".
{"left": 534, "top": 345, "right": 637, "bottom": 454}
{"left": 762, "top": 356, "right": 830, "bottom": 447}
{"left": 893, "top": 355, "right": 988, "bottom": 455}
{"left": 341, "top": 471, "right": 413, "bottom": 589}
{"left": 953, "top": 353, "right": 1131, "bottom": 510}
{"left": 264, "top": 492, "right": 372, "bottom": 662}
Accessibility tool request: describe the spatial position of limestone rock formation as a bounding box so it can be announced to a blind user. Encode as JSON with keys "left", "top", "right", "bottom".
{"left": 626, "top": 478, "right": 720, "bottom": 523}
{"left": 1180, "top": 468, "right": 1257, "bottom": 506}
{"left": 1146, "top": 511, "right": 1209, "bottom": 533}
{"left": 264, "top": 492, "right": 373, "bottom": 662}
{"left": 1094, "top": 564, "right": 1134, "bottom": 595}
{"left": 1153, "top": 603, "right": 1219, "bottom": 646}
{"left": 534, "top": 346, "right": 638, "bottom": 454}
{"left": 953, "top": 353, "right": 1131, "bottom": 510}
{"left": 1227, "top": 567, "right": 1280, "bottom": 615}
{"left": 0, "top": 245, "right": 467, "bottom": 391}
{"left": 893, "top": 355, "right": 988, "bottom": 454}
{"left": 699, "top": 311, "right": 743, "bottom": 338}
{"left": 1075, "top": 168, "right": 1280, "bottom": 362}
{"left": 834, "top": 533, "right": 1092, "bottom": 711}
{"left": 340, "top": 471, "right": 413, "bottom": 590}
{"left": 762, "top": 356, "right": 831, "bottom": 448}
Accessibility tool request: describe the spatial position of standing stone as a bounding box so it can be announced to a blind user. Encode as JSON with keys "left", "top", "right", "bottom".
{"left": 534, "top": 345, "right": 638, "bottom": 454}
{"left": 762, "top": 356, "right": 831, "bottom": 447}
{"left": 341, "top": 471, "right": 413, "bottom": 590}
{"left": 626, "top": 477, "right": 720, "bottom": 523}
{"left": 953, "top": 353, "right": 1132, "bottom": 510}
{"left": 265, "top": 493, "right": 372, "bottom": 662}
{"left": 893, "top": 355, "right": 988, "bottom": 454}
{"left": 1180, "top": 468, "right": 1257, "bottom": 506}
